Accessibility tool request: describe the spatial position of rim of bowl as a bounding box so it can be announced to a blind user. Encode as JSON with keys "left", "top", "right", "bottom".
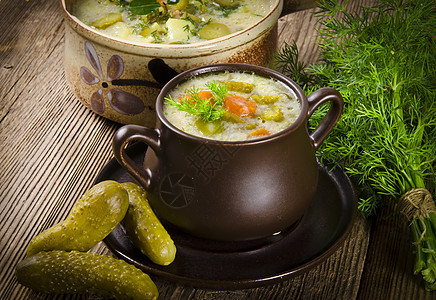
{"left": 156, "top": 63, "right": 308, "bottom": 146}
{"left": 60, "top": 0, "right": 283, "bottom": 56}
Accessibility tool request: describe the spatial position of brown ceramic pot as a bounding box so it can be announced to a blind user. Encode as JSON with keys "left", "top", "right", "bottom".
{"left": 112, "top": 63, "right": 343, "bottom": 241}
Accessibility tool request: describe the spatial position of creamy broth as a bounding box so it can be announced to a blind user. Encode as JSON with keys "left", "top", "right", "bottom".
{"left": 164, "top": 71, "right": 301, "bottom": 141}
{"left": 73, "top": 0, "right": 273, "bottom": 44}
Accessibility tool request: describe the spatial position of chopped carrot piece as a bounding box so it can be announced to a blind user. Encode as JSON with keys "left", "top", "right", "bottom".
{"left": 179, "top": 90, "right": 214, "bottom": 106}
{"left": 197, "top": 90, "right": 214, "bottom": 101}
{"left": 224, "top": 95, "right": 257, "bottom": 117}
{"left": 250, "top": 128, "right": 271, "bottom": 137}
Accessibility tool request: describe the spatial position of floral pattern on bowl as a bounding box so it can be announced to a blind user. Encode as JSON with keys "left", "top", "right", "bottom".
{"left": 80, "top": 41, "right": 144, "bottom": 116}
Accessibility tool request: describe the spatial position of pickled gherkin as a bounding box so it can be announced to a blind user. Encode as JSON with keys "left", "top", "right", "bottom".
{"left": 122, "top": 182, "right": 176, "bottom": 266}
{"left": 15, "top": 250, "right": 158, "bottom": 300}
{"left": 260, "top": 105, "right": 284, "bottom": 122}
{"left": 26, "top": 181, "right": 129, "bottom": 257}
{"left": 250, "top": 94, "right": 281, "bottom": 104}
{"left": 223, "top": 81, "right": 254, "bottom": 93}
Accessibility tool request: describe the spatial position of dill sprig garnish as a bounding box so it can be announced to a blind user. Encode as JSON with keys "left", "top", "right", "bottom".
{"left": 165, "top": 81, "right": 228, "bottom": 122}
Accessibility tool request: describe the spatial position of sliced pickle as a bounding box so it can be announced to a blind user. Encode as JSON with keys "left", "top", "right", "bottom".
{"left": 223, "top": 81, "right": 254, "bottom": 93}
{"left": 260, "top": 105, "right": 284, "bottom": 122}
{"left": 245, "top": 123, "right": 258, "bottom": 130}
{"left": 173, "top": 0, "right": 189, "bottom": 11}
{"left": 222, "top": 111, "right": 245, "bottom": 123}
{"left": 250, "top": 95, "right": 281, "bottom": 104}
{"left": 198, "top": 22, "right": 231, "bottom": 40}
{"left": 195, "top": 118, "right": 224, "bottom": 136}
{"left": 214, "top": 0, "right": 240, "bottom": 7}
{"left": 91, "top": 13, "right": 122, "bottom": 29}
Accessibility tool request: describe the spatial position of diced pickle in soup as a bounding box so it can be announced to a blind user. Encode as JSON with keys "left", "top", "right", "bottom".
{"left": 73, "top": 0, "right": 275, "bottom": 44}
{"left": 163, "top": 71, "right": 301, "bottom": 141}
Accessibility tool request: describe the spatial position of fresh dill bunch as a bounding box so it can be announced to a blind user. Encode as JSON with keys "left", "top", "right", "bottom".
{"left": 165, "top": 81, "right": 228, "bottom": 122}
{"left": 276, "top": 0, "right": 436, "bottom": 217}
{"left": 275, "top": 41, "right": 316, "bottom": 89}
{"left": 275, "top": 1, "right": 436, "bottom": 288}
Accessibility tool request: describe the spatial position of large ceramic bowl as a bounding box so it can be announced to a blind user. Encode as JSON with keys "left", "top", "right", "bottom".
{"left": 61, "top": 0, "right": 294, "bottom": 126}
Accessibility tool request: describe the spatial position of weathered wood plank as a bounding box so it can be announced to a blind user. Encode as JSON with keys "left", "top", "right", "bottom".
{"left": 0, "top": 1, "right": 120, "bottom": 299}
{"left": 0, "top": 0, "right": 63, "bottom": 120}
{"left": 357, "top": 200, "right": 433, "bottom": 300}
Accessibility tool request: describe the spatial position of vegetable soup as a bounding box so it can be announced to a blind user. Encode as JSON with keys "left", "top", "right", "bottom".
{"left": 73, "top": 0, "right": 274, "bottom": 44}
{"left": 164, "top": 71, "right": 301, "bottom": 141}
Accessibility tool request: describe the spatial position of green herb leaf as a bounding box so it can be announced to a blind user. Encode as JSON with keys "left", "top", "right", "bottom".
{"left": 165, "top": 81, "right": 228, "bottom": 122}
{"left": 126, "top": 0, "right": 161, "bottom": 15}
{"left": 275, "top": 41, "right": 315, "bottom": 88}
{"left": 206, "top": 81, "right": 228, "bottom": 106}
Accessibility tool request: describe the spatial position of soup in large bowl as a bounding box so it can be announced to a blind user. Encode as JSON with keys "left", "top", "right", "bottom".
{"left": 73, "top": 0, "right": 274, "bottom": 44}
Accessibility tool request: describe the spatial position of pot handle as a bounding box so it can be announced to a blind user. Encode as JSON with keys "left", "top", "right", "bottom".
{"left": 148, "top": 59, "right": 179, "bottom": 87}
{"left": 307, "top": 87, "right": 343, "bottom": 150}
{"left": 112, "top": 125, "right": 161, "bottom": 189}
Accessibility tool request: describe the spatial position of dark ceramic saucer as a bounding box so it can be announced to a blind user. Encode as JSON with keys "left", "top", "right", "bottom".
{"left": 97, "top": 142, "right": 357, "bottom": 290}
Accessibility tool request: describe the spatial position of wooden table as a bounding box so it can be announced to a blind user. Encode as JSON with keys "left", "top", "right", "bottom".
{"left": 0, "top": 0, "right": 432, "bottom": 299}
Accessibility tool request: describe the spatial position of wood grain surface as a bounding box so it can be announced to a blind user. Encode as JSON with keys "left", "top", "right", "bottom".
{"left": 0, "top": 0, "right": 432, "bottom": 299}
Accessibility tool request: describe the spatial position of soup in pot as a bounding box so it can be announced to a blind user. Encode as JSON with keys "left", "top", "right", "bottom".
{"left": 163, "top": 71, "right": 301, "bottom": 141}
{"left": 73, "top": 0, "right": 274, "bottom": 44}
